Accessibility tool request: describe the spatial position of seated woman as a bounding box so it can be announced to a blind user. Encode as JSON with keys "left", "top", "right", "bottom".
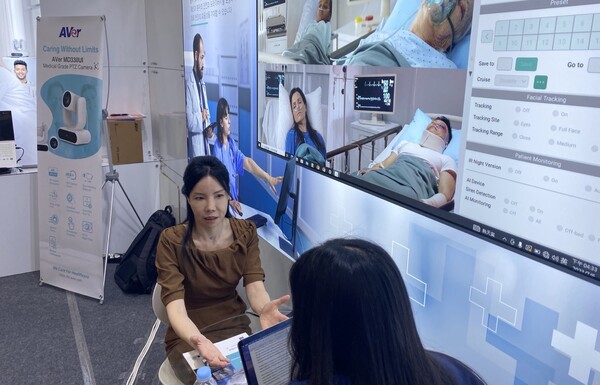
{"left": 212, "top": 97, "right": 283, "bottom": 215}
{"left": 155, "top": 156, "right": 289, "bottom": 384}
{"left": 288, "top": 238, "right": 486, "bottom": 385}
{"left": 285, "top": 88, "right": 327, "bottom": 165}
{"left": 282, "top": 0, "right": 473, "bottom": 68}
{"left": 357, "top": 116, "right": 456, "bottom": 208}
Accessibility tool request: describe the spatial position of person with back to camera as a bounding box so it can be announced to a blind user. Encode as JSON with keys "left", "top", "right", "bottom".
{"left": 357, "top": 116, "right": 456, "bottom": 208}
{"left": 284, "top": 87, "right": 327, "bottom": 164}
{"left": 155, "top": 156, "right": 290, "bottom": 384}
{"left": 212, "top": 97, "right": 283, "bottom": 216}
{"left": 287, "top": 238, "right": 486, "bottom": 385}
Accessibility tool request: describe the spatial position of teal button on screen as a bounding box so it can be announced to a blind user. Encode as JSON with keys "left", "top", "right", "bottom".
{"left": 534, "top": 75, "right": 548, "bottom": 89}
{"left": 516, "top": 57, "right": 538, "bottom": 71}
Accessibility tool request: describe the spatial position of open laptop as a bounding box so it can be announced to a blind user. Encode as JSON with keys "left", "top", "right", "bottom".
{"left": 238, "top": 318, "right": 293, "bottom": 385}
{"left": 0, "top": 111, "right": 18, "bottom": 173}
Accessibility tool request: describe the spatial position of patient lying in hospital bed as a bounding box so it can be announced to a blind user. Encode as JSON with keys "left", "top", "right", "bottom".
{"left": 354, "top": 109, "right": 462, "bottom": 208}
{"left": 279, "top": 0, "right": 473, "bottom": 68}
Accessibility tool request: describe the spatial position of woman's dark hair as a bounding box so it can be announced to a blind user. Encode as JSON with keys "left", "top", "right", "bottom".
{"left": 289, "top": 238, "right": 458, "bottom": 385}
{"left": 180, "top": 156, "right": 232, "bottom": 259}
{"left": 289, "top": 87, "right": 326, "bottom": 155}
{"left": 215, "top": 97, "right": 229, "bottom": 146}
{"left": 436, "top": 115, "right": 453, "bottom": 144}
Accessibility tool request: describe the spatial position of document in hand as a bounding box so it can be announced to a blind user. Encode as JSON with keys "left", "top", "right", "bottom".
{"left": 183, "top": 332, "right": 249, "bottom": 384}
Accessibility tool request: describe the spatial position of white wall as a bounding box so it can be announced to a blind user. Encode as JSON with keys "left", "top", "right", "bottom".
{"left": 0, "top": 0, "right": 178, "bottom": 277}
{"left": 337, "top": 0, "right": 395, "bottom": 29}
{"left": 0, "top": 171, "right": 39, "bottom": 276}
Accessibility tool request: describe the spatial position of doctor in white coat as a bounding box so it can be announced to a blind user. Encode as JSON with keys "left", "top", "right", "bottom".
{"left": 186, "top": 33, "right": 214, "bottom": 157}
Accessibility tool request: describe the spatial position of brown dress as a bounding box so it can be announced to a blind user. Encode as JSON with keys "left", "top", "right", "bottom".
{"left": 155, "top": 218, "right": 265, "bottom": 384}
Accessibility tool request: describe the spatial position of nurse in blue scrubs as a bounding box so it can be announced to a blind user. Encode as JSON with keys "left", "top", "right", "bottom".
{"left": 212, "top": 97, "right": 282, "bottom": 215}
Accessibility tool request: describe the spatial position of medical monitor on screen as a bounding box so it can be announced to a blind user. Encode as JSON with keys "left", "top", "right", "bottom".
{"left": 0, "top": 111, "right": 18, "bottom": 173}
{"left": 265, "top": 71, "right": 284, "bottom": 98}
{"left": 274, "top": 156, "right": 299, "bottom": 258}
{"left": 354, "top": 74, "right": 396, "bottom": 126}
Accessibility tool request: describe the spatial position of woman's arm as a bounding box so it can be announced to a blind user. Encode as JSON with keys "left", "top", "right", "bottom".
{"left": 243, "top": 157, "right": 283, "bottom": 194}
{"left": 245, "top": 280, "right": 290, "bottom": 329}
{"left": 165, "top": 298, "right": 230, "bottom": 367}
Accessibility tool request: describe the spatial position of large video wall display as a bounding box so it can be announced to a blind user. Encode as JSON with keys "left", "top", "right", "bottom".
{"left": 255, "top": 0, "right": 600, "bottom": 285}
{"left": 294, "top": 165, "right": 600, "bottom": 385}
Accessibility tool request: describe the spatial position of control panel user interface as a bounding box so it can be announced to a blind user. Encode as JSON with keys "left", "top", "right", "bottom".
{"left": 457, "top": 0, "right": 600, "bottom": 279}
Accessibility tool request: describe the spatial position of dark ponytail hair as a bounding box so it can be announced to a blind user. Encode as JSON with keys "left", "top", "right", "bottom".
{"left": 215, "top": 98, "right": 230, "bottom": 146}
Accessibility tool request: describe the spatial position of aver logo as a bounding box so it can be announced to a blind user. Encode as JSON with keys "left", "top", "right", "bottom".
{"left": 59, "top": 27, "right": 82, "bottom": 38}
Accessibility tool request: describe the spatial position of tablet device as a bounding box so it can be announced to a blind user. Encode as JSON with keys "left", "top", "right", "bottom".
{"left": 238, "top": 318, "right": 293, "bottom": 385}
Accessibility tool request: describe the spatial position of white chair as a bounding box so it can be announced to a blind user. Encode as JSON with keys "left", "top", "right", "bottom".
{"left": 151, "top": 284, "right": 263, "bottom": 385}
{"left": 152, "top": 284, "right": 185, "bottom": 385}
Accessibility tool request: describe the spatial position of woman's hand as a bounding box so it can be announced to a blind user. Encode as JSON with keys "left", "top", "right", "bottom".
{"left": 267, "top": 175, "right": 283, "bottom": 194}
{"left": 190, "top": 334, "right": 230, "bottom": 368}
{"left": 229, "top": 199, "right": 243, "bottom": 216}
{"left": 259, "top": 294, "right": 291, "bottom": 329}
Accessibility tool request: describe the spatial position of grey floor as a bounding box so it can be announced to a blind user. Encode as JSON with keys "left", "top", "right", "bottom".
{"left": 0, "top": 263, "right": 166, "bottom": 385}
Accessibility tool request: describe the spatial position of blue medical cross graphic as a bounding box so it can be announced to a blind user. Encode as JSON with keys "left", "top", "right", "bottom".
{"left": 469, "top": 277, "right": 517, "bottom": 332}
{"left": 329, "top": 207, "right": 353, "bottom": 236}
{"left": 552, "top": 321, "right": 600, "bottom": 384}
{"left": 486, "top": 298, "right": 598, "bottom": 385}
{"left": 391, "top": 241, "right": 427, "bottom": 306}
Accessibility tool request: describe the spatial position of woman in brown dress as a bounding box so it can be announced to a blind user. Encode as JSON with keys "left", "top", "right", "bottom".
{"left": 156, "top": 156, "right": 289, "bottom": 384}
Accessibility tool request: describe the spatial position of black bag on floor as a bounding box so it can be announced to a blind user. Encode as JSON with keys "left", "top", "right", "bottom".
{"left": 114, "top": 205, "right": 176, "bottom": 294}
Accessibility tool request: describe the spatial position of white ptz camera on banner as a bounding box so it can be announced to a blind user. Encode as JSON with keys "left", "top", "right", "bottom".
{"left": 58, "top": 91, "right": 91, "bottom": 145}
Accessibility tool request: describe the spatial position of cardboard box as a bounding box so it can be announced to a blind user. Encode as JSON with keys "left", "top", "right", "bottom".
{"left": 107, "top": 119, "right": 143, "bottom": 165}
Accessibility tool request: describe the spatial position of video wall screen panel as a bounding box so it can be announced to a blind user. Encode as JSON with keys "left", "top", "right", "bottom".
{"left": 256, "top": 0, "right": 600, "bottom": 285}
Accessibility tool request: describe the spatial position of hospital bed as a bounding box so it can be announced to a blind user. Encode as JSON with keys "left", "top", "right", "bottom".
{"left": 326, "top": 109, "right": 463, "bottom": 210}
{"left": 261, "top": 81, "right": 329, "bottom": 155}
{"left": 327, "top": 110, "right": 462, "bottom": 172}
{"left": 259, "top": 0, "right": 471, "bottom": 69}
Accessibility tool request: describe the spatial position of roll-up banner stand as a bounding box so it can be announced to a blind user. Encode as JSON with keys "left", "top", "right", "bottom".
{"left": 37, "top": 16, "right": 105, "bottom": 301}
